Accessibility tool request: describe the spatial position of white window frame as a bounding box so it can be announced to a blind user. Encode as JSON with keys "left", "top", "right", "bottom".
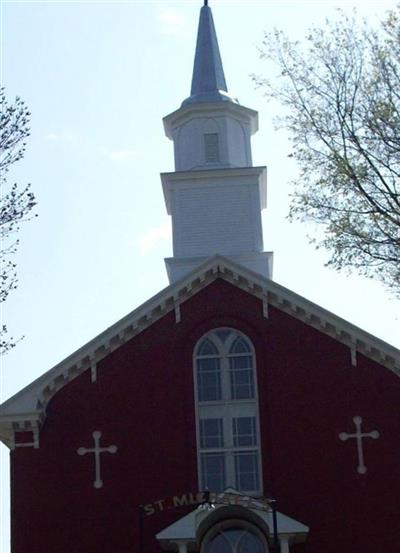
{"left": 193, "top": 328, "right": 263, "bottom": 495}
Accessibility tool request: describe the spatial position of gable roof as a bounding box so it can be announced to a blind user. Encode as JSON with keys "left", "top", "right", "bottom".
{"left": 155, "top": 488, "right": 309, "bottom": 545}
{"left": 1, "top": 254, "right": 399, "bottom": 448}
{"left": 156, "top": 505, "right": 309, "bottom": 545}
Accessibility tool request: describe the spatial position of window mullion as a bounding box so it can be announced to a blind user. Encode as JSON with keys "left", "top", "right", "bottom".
{"left": 225, "top": 450, "right": 235, "bottom": 489}
{"left": 221, "top": 355, "right": 230, "bottom": 401}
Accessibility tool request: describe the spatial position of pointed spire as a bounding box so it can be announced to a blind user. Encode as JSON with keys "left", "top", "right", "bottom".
{"left": 182, "top": 4, "right": 238, "bottom": 106}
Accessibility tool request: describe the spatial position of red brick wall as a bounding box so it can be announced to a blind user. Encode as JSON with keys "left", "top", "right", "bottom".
{"left": 10, "top": 279, "right": 400, "bottom": 553}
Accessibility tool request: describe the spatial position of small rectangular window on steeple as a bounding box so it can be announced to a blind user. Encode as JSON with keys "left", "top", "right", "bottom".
{"left": 204, "top": 133, "right": 220, "bottom": 163}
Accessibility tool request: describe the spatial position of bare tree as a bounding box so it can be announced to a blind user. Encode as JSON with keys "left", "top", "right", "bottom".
{"left": 0, "top": 88, "right": 36, "bottom": 354}
{"left": 254, "top": 8, "right": 400, "bottom": 294}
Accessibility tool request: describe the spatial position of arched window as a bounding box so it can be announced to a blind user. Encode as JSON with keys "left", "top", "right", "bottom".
{"left": 194, "top": 329, "right": 262, "bottom": 494}
{"left": 202, "top": 520, "right": 268, "bottom": 553}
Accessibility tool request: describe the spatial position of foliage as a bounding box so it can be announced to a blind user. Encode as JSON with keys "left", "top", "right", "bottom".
{"left": 0, "top": 88, "right": 36, "bottom": 354}
{"left": 254, "top": 8, "right": 400, "bottom": 294}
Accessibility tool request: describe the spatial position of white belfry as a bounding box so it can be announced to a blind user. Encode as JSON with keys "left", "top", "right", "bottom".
{"left": 339, "top": 416, "right": 379, "bottom": 474}
{"left": 77, "top": 430, "right": 117, "bottom": 488}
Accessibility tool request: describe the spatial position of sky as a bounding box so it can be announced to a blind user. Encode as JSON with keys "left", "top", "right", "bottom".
{"left": 1, "top": 0, "right": 399, "bottom": 551}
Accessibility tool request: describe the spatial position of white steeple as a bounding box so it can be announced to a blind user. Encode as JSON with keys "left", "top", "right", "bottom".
{"left": 161, "top": 3, "right": 273, "bottom": 283}
{"left": 184, "top": 1, "right": 233, "bottom": 106}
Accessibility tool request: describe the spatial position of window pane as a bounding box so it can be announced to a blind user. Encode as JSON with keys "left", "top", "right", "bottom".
{"left": 229, "top": 356, "right": 254, "bottom": 399}
{"left": 200, "top": 418, "right": 224, "bottom": 448}
{"left": 238, "top": 531, "right": 264, "bottom": 553}
{"left": 233, "top": 417, "right": 257, "bottom": 447}
{"left": 206, "top": 533, "right": 231, "bottom": 553}
{"left": 229, "top": 336, "right": 251, "bottom": 354}
{"left": 234, "top": 451, "right": 259, "bottom": 492}
{"left": 230, "top": 355, "right": 253, "bottom": 370}
{"left": 206, "top": 528, "right": 264, "bottom": 553}
{"left": 197, "top": 357, "right": 221, "bottom": 401}
{"left": 201, "top": 453, "right": 226, "bottom": 491}
{"left": 198, "top": 338, "right": 218, "bottom": 356}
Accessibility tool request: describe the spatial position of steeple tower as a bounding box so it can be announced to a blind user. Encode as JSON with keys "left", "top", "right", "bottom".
{"left": 161, "top": 4, "right": 272, "bottom": 283}
{"left": 184, "top": 3, "right": 232, "bottom": 106}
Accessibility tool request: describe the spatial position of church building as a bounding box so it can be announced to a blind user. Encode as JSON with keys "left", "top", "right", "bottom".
{"left": 1, "top": 3, "right": 399, "bottom": 553}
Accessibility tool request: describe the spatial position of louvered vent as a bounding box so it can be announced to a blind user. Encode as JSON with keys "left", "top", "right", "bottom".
{"left": 204, "top": 133, "right": 220, "bottom": 163}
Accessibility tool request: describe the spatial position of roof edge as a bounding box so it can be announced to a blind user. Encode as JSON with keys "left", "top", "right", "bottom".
{"left": 0, "top": 255, "right": 399, "bottom": 447}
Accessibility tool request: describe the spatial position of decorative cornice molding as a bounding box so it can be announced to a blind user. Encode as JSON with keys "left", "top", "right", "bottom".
{"left": 163, "top": 101, "right": 259, "bottom": 139}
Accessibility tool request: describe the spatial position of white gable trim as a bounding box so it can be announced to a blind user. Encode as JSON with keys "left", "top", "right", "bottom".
{"left": 156, "top": 503, "right": 309, "bottom": 549}
{"left": 0, "top": 255, "right": 399, "bottom": 448}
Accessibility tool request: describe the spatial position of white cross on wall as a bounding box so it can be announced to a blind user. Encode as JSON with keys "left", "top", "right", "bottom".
{"left": 339, "top": 416, "right": 379, "bottom": 474}
{"left": 77, "top": 430, "right": 117, "bottom": 488}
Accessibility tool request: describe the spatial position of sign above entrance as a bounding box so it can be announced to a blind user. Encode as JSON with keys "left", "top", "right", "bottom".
{"left": 212, "top": 491, "right": 272, "bottom": 512}
{"left": 142, "top": 490, "right": 272, "bottom": 516}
